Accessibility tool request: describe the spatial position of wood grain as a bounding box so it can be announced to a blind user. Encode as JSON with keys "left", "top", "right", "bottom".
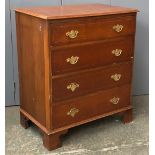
{"left": 52, "top": 84, "right": 131, "bottom": 129}
{"left": 52, "top": 62, "right": 132, "bottom": 102}
{"left": 52, "top": 36, "right": 134, "bottom": 74}
{"left": 15, "top": 4, "right": 138, "bottom": 20}
{"left": 16, "top": 13, "right": 48, "bottom": 127}
{"left": 50, "top": 15, "right": 136, "bottom": 45}
{"left": 42, "top": 20, "right": 52, "bottom": 130}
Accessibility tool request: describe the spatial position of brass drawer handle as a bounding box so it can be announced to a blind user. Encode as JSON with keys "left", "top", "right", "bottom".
{"left": 66, "top": 56, "right": 79, "bottom": 64}
{"left": 66, "top": 30, "right": 79, "bottom": 39}
{"left": 112, "top": 49, "right": 122, "bottom": 56}
{"left": 67, "top": 108, "right": 79, "bottom": 117}
{"left": 111, "top": 74, "right": 121, "bottom": 81}
{"left": 113, "top": 24, "right": 123, "bottom": 32}
{"left": 110, "top": 97, "right": 120, "bottom": 105}
{"left": 67, "top": 82, "right": 79, "bottom": 92}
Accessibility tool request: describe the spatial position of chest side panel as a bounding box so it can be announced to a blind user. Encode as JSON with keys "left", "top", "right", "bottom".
{"left": 16, "top": 13, "right": 49, "bottom": 127}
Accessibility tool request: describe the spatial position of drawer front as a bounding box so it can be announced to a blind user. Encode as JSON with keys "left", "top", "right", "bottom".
{"left": 52, "top": 84, "right": 131, "bottom": 129}
{"left": 50, "top": 15, "right": 136, "bottom": 45}
{"left": 52, "top": 62, "right": 132, "bottom": 102}
{"left": 52, "top": 36, "right": 134, "bottom": 75}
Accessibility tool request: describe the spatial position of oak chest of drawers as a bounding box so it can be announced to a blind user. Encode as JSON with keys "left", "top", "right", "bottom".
{"left": 15, "top": 4, "right": 138, "bottom": 150}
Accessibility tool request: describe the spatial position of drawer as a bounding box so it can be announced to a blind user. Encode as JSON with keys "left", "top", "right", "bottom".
{"left": 52, "top": 62, "right": 132, "bottom": 102}
{"left": 52, "top": 36, "right": 134, "bottom": 75}
{"left": 52, "top": 84, "right": 131, "bottom": 129}
{"left": 50, "top": 15, "right": 136, "bottom": 45}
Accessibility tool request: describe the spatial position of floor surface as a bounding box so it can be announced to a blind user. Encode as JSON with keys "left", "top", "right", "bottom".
{"left": 5, "top": 95, "right": 149, "bottom": 155}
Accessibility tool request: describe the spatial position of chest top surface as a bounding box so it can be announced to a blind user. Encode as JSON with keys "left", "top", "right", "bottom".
{"left": 15, "top": 3, "right": 138, "bottom": 20}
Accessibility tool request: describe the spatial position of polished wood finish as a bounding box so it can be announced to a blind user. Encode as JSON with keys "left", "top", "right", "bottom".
{"left": 52, "top": 36, "right": 134, "bottom": 74}
{"left": 15, "top": 4, "right": 138, "bottom": 20}
{"left": 52, "top": 62, "right": 132, "bottom": 102}
{"left": 52, "top": 84, "right": 131, "bottom": 128}
{"left": 50, "top": 15, "right": 136, "bottom": 45}
{"left": 16, "top": 4, "right": 137, "bottom": 150}
{"left": 16, "top": 13, "right": 48, "bottom": 127}
{"left": 43, "top": 130, "right": 68, "bottom": 151}
{"left": 20, "top": 108, "right": 51, "bottom": 134}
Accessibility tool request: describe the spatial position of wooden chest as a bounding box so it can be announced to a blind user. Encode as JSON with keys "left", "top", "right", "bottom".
{"left": 15, "top": 4, "right": 138, "bottom": 150}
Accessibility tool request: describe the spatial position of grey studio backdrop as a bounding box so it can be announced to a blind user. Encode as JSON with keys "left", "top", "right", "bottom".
{"left": 5, "top": 0, "right": 149, "bottom": 106}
